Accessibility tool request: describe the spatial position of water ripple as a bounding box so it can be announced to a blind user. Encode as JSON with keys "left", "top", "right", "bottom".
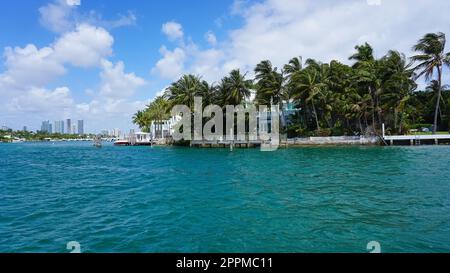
{"left": 1, "top": 142, "right": 450, "bottom": 252}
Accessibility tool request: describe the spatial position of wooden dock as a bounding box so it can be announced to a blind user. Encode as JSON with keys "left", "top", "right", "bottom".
{"left": 190, "top": 140, "right": 262, "bottom": 148}
{"left": 383, "top": 134, "right": 450, "bottom": 146}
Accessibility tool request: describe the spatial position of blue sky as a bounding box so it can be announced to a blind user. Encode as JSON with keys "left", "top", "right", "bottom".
{"left": 1, "top": 0, "right": 450, "bottom": 132}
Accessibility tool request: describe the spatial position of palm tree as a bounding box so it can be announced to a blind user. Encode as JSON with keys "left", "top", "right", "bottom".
{"left": 412, "top": 32, "right": 450, "bottom": 133}
{"left": 284, "top": 57, "right": 303, "bottom": 100}
{"left": 426, "top": 80, "right": 449, "bottom": 121}
{"left": 292, "top": 69, "right": 326, "bottom": 130}
{"left": 165, "top": 74, "right": 204, "bottom": 110}
{"left": 199, "top": 81, "right": 219, "bottom": 107}
{"left": 380, "top": 51, "right": 416, "bottom": 133}
{"left": 147, "top": 96, "right": 170, "bottom": 138}
{"left": 220, "top": 69, "right": 253, "bottom": 105}
{"left": 350, "top": 43, "right": 380, "bottom": 131}
{"left": 284, "top": 57, "right": 303, "bottom": 75}
{"left": 132, "top": 110, "right": 152, "bottom": 132}
{"left": 254, "top": 60, "right": 285, "bottom": 105}
{"left": 349, "top": 43, "right": 375, "bottom": 67}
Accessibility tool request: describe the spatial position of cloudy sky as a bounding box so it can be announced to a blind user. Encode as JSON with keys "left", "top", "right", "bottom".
{"left": 1, "top": 0, "right": 449, "bottom": 132}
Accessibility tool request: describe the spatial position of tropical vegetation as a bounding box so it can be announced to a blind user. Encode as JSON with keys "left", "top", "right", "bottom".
{"left": 0, "top": 129, "right": 93, "bottom": 142}
{"left": 134, "top": 32, "right": 450, "bottom": 138}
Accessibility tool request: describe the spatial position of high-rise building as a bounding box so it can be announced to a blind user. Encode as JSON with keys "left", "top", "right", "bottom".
{"left": 23, "top": 126, "right": 27, "bottom": 132}
{"left": 54, "top": 121, "right": 60, "bottom": 134}
{"left": 77, "top": 120, "right": 84, "bottom": 135}
{"left": 53, "top": 120, "right": 64, "bottom": 134}
{"left": 41, "top": 121, "right": 52, "bottom": 133}
{"left": 66, "top": 119, "right": 71, "bottom": 134}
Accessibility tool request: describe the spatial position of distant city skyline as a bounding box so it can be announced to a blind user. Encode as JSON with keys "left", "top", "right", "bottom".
{"left": 39, "top": 119, "right": 85, "bottom": 135}
{"left": 1, "top": 120, "right": 127, "bottom": 137}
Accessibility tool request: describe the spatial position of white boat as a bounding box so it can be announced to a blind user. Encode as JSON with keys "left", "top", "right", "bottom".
{"left": 114, "top": 139, "right": 130, "bottom": 146}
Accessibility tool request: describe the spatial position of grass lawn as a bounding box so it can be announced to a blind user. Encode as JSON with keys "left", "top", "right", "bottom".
{"left": 410, "top": 131, "right": 450, "bottom": 135}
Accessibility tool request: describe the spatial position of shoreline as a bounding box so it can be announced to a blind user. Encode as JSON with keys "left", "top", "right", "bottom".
{"left": 5, "top": 134, "right": 450, "bottom": 147}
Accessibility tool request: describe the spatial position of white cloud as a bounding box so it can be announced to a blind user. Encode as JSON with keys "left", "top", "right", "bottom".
{"left": 0, "top": 24, "right": 113, "bottom": 92}
{"left": 39, "top": 0, "right": 136, "bottom": 34}
{"left": 152, "top": 0, "right": 450, "bottom": 85}
{"left": 2, "top": 45, "right": 65, "bottom": 88}
{"left": 230, "top": 0, "right": 248, "bottom": 15}
{"left": 65, "top": 59, "right": 148, "bottom": 131}
{"left": 39, "top": 0, "right": 77, "bottom": 33}
{"left": 190, "top": 49, "right": 226, "bottom": 82}
{"left": 0, "top": 2, "right": 145, "bottom": 132}
{"left": 53, "top": 24, "right": 114, "bottom": 68}
{"left": 161, "top": 21, "right": 184, "bottom": 41}
{"left": 225, "top": 0, "right": 450, "bottom": 70}
{"left": 99, "top": 59, "right": 147, "bottom": 98}
{"left": 73, "top": 98, "right": 149, "bottom": 132}
{"left": 205, "top": 31, "right": 217, "bottom": 46}
{"left": 6, "top": 87, "right": 74, "bottom": 120}
{"left": 102, "top": 11, "right": 137, "bottom": 29}
{"left": 367, "top": 0, "right": 382, "bottom": 6}
{"left": 152, "top": 46, "right": 186, "bottom": 80}
{"left": 66, "top": 0, "right": 81, "bottom": 6}
{"left": 0, "top": 22, "right": 141, "bottom": 132}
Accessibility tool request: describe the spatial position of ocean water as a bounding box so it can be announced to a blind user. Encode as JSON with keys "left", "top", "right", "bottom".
{"left": 1, "top": 142, "right": 450, "bottom": 253}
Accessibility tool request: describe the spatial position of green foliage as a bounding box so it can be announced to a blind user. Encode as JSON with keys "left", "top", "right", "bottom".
{"left": 0, "top": 129, "right": 91, "bottom": 141}
{"left": 133, "top": 32, "right": 450, "bottom": 138}
{"left": 314, "top": 129, "right": 332, "bottom": 137}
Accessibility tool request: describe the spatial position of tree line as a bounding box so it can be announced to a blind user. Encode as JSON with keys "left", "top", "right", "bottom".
{"left": 134, "top": 32, "right": 450, "bottom": 137}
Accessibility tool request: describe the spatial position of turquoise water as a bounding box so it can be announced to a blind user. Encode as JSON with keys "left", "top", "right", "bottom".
{"left": 1, "top": 142, "right": 450, "bottom": 253}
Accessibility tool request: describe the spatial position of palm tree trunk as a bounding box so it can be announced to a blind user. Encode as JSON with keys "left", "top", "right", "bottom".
{"left": 358, "top": 117, "right": 363, "bottom": 133}
{"left": 369, "top": 87, "right": 376, "bottom": 129}
{"left": 399, "top": 113, "right": 404, "bottom": 134}
{"left": 311, "top": 101, "right": 320, "bottom": 130}
{"left": 433, "top": 66, "right": 443, "bottom": 134}
{"left": 364, "top": 114, "right": 369, "bottom": 129}
{"left": 376, "top": 93, "right": 382, "bottom": 128}
{"left": 394, "top": 108, "right": 398, "bottom": 131}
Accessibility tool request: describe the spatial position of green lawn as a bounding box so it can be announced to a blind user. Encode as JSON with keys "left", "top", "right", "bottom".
{"left": 410, "top": 131, "right": 450, "bottom": 135}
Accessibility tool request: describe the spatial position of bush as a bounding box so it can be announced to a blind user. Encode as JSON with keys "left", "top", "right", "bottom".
{"left": 172, "top": 139, "right": 191, "bottom": 146}
{"left": 331, "top": 121, "right": 345, "bottom": 136}
{"left": 314, "top": 129, "right": 332, "bottom": 137}
{"left": 410, "top": 123, "right": 432, "bottom": 130}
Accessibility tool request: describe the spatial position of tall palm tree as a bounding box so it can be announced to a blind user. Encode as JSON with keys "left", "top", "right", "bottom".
{"left": 412, "top": 32, "right": 450, "bottom": 133}
{"left": 350, "top": 43, "right": 380, "bottom": 131}
{"left": 165, "top": 74, "right": 204, "bottom": 110}
{"left": 284, "top": 56, "right": 303, "bottom": 75}
{"left": 284, "top": 57, "right": 303, "bottom": 100}
{"left": 147, "top": 96, "right": 170, "bottom": 138}
{"left": 292, "top": 69, "right": 326, "bottom": 130}
{"left": 254, "top": 60, "right": 285, "bottom": 105}
{"left": 425, "top": 80, "right": 449, "bottom": 121}
{"left": 132, "top": 110, "right": 151, "bottom": 132}
{"left": 199, "top": 81, "right": 219, "bottom": 107}
{"left": 349, "top": 43, "right": 375, "bottom": 67}
{"left": 221, "top": 69, "right": 253, "bottom": 105}
{"left": 380, "top": 51, "right": 416, "bottom": 133}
